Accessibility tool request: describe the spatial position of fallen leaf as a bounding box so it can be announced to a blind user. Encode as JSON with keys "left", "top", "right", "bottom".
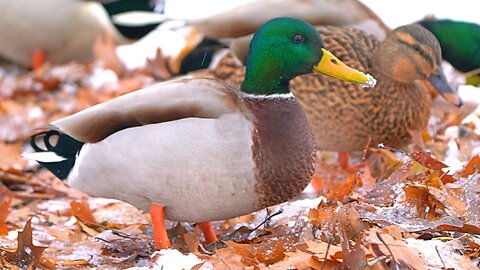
{"left": 146, "top": 48, "right": 173, "bottom": 80}
{"left": 339, "top": 207, "right": 367, "bottom": 270}
{"left": 3, "top": 218, "right": 47, "bottom": 269}
{"left": 0, "top": 186, "right": 13, "bottom": 235}
{"left": 183, "top": 226, "right": 202, "bottom": 255}
{"left": 93, "top": 31, "right": 126, "bottom": 75}
{"left": 365, "top": 229, "right": 427, "bottom": 270}
{"left": 69, "top": 200, "right": 96, "bottom": 224}
{"left": 202, "top": 247, "right": 249, "bottom": 269}
{"left": 408, "top": 129, "right": 426, "bottom": 150}
{"left": 268, "top": 249, "right": 323, "bottom": 270}
{"left": 403, "top": 185, "right": 434, "bottom": 218}
{"left": 382, "top": 225, "right": 404, "bottom": 240}
{"left": 225, "top": 239, "right": 286, "bottom": 266}
{"left": 411, "top": 151, "right": 456, "bottom": 184}
{"left": 460, "top": 155, "right": 480, "bottom": 177}
{"left": 308, "top": 203, "right": 340, "bottom": 243}
{"left": 0, "top": 142, "right": 26, "bottom": 168}
{"left": 377, "top": 148, "right": 404, "bottom": 172}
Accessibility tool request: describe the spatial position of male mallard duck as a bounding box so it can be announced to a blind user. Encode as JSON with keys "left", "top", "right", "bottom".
{"left": 0, "top": 0, "right": 160, "bottom": 69}
{"left": 208, "top": 24, "right": 461, "bottom": 167}
{"left": 418, "top": 19, "right": 480, "bottom": 73}
{"left": 418, "top": 19, "right": 480, "bottom": 85}
{"left": 25, "top": 17, "right": 375, "bottom": 249}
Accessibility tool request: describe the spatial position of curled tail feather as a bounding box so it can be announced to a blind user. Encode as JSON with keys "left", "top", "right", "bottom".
{"left": 27, "top": 129, "right": 84, "bottom": 180}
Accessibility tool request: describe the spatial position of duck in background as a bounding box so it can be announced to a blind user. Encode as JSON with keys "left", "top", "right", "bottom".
{"left": 186, "top": 0, "right": 389, "bottom": 40}
{"left": 175, "top": 0, "right": 390, "bottom": 74}
{"left": 200, "top": 24, "right": 461, "bottom": 169}
{"left": 0, "top": 0, "right": 163, "bottom": 69}
{"left": 24, "top": 17, "right": 376, "bottom": 249}
{"left": 418, "top": 18, "right": 480, "bottom": 86}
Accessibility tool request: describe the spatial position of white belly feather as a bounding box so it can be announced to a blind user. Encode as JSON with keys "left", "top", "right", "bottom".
{"left": 67, "top": 113, "right": 256, "bottom": 222}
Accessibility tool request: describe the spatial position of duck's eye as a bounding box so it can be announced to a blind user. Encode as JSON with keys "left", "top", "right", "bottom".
{"left": 292, "top": 34, "right": 305, "bottom": 43}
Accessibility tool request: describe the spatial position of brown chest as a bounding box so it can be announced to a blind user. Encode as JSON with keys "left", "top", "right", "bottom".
{"left": 243, "top": 95, "right": 316, "bottom": 209}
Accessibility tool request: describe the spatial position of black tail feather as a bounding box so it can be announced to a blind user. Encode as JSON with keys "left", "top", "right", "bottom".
{"left": 179, "top": 38, "right": 228, "bottom": 74}
{"left": 30, "top": 130, "right": 84, "bottom": 180}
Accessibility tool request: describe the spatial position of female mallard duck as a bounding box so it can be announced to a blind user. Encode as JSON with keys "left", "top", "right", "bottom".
{"left": 25, "top": 17, "right": 375, "bottom": 249}
{"left": 208, "top": 24, "right": 461, "bottom": 167}
{"left": 0, "top": 0, "right": 159, "bottom": 68}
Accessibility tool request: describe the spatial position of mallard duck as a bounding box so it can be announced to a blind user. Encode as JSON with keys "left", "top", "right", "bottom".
{"left": 24, "top": 17, "right": 375, "bottom": 249}
{"left": 187, "top": 0, "right": 389, "bottom": 40}
{"left": 176, "top": 0, "right": 390, "bottom": 74}
{"left": 0, "top": 0, "right": 160, "bottom": 69}
{"left": 418, "top": 19, "right": 480, "bottom": 74}
{"left": 207, "top": 24, "right": 461, "bottom": 167}
{"left": 418, "top": 19, "right": 480, "bottom": 85}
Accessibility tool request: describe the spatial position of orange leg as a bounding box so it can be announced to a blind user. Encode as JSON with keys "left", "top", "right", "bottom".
{"left": 198, "top": 222, "right": 218, "bottom": 244}
{"left": 150, "top": 204, "right": 171, "bottom": 249}
{"left": 338, "top": 151, "right": 351, "bottom": 170}
{"left": 32, "top": 50, "right": 45, "bottom": 70}
{"left": 338, "top": 151, "right": 364, "bottom": 172}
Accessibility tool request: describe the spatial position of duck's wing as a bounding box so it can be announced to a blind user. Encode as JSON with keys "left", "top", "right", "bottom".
{"left": 47, "top": 78, "right": 244, "bottom": 143}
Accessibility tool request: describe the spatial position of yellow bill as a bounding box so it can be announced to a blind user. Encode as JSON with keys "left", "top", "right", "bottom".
{"left": 314, "top": 48, "right": 376, "bottom": 88}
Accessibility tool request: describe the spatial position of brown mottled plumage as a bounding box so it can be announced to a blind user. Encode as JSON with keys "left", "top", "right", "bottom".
{"left": 212, "top": 24, "right": 455, "bottom": 151}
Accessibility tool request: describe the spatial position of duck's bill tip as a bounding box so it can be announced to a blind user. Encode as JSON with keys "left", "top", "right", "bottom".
{"left": 427, "top": 68, "right": 463, "bottom": 107}
{"left": 442, "top": 92, "right": 463, "bottom": 107}
{"left": 313, "top": 48, "right": 376, "bottom": 88}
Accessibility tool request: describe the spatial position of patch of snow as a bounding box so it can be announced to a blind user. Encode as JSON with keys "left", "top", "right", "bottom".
{"left": 36, "top": 199, "right": 71, "bottom": 213}
{"left": 406, "top": 238, "right": 477, "bottom": 269}
{"left": 149, "top": 249, "right": 203, "bottom": 270}
{"left": 64, "top": 217, "right": 78, "bottom": 227}
{"left": 198, "top": 262, "right": 214, "bottom": 270}
{"left": 27, "top": 106, "right": 43, "bottom": 120}
{"left": 56, "top": 243, "right": 103, "bottom": 265}
{"left": 84, "top": 66, "right": 118, "bottom": 90}
{"left": 6, "top": 230, "right": 19, "bottom": 241}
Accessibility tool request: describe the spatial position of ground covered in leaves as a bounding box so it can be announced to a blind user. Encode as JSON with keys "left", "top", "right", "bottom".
{"left": 1, "top": 48, "right": 480, "bottom": 269}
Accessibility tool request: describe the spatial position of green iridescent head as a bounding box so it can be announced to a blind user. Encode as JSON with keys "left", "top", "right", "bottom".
{"left": 241, "top": 17, "right": 375, "bottom": 95}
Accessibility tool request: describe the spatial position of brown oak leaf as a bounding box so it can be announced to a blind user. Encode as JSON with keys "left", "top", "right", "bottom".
{"left": 3, "top": 218, "right": 46, "bottom": 269}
